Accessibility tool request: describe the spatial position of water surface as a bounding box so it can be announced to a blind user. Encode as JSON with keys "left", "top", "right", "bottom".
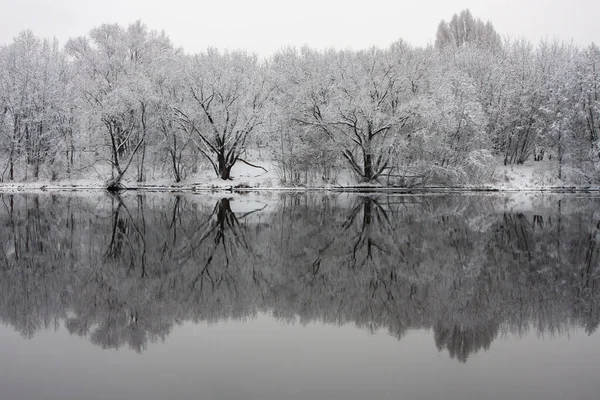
{"left": 0, "top": 192, "right": 599, "bottom": 399}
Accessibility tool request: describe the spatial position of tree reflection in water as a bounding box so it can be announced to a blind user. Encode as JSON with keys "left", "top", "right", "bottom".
{"left": 0, "top": 192, "right": 598, "bottom": 361}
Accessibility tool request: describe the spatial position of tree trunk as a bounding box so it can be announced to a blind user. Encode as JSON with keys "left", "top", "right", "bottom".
{"left": 106, "top": 174, "right": 126, "bottom": 192}
{"left": 137, "top": 142, "right": 146, "bottom": 182}
{"left": 8, "top": 150, "right": 14, "bottom": 181}
{"left": 172, "top": 152, "right": 181, "bottom": 182}
{"left": 218, "top": 153, "right": 232, "bottom": 180}
{"left": 363, "top": 152, "right": 373, "bottom": 182}
{"left": 220, "top": 164, "right": 232, "bottom": 180}
{"left": 171, "top": 136, "right": 181, "bottom": 182}
{"left": 137, "top": 103, "right": 148, "bottom": 183}
{"left": 558, "top": 129, "right": 563, "bottom": 180}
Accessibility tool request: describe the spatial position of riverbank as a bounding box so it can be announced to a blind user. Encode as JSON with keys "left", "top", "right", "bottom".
{"left": 1, "top": 181, "right": 599, "bottom": 193}
{"left": 1, "top": 160, "right": 598, "bottom": 193}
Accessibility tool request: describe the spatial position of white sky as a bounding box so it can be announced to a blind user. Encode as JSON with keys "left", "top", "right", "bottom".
{"left": 0, "top": 0, "right": 597, "bottom": 55}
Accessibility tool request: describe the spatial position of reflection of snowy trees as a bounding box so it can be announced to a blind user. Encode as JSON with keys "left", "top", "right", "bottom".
{"left": 0, "top": 193, "right": 599, "bottom": 361}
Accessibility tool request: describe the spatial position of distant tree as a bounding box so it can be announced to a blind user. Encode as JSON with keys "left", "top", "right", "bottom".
{"left": 435, "top": 9, "right": 502, "bottom": 52}
{"left": 0, "top": 31, "right": 71, "bottom": 181}
{"left": 577, "top": 43, "right": 600, "bottom": 149}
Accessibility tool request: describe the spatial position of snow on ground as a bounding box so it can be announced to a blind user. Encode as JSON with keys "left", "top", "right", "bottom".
{"left": 0, "top": 178, "right": 107, "bottom": 192}
{"left": 492, "top": 160, "right": 559, "bottom": 190}
{"left": 199, "top": 160, "right": 279, "bottom": 189}
{"left": 1, "top": 159, "right": 599, "bottom": 193}
{"left": 489, "top": 160, "right": 599, "bottom": 191}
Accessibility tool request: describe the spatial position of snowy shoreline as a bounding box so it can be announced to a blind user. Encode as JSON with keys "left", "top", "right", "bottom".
{"left": 1, "top": 182, "right": 599, "bottom": 194}
{"left": 2, "top": 161, "right": 599, "bottom": 194}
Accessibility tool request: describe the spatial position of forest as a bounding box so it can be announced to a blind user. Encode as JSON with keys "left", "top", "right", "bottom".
{"left": 0, "top": 10, "right": 599, "bottom": 188}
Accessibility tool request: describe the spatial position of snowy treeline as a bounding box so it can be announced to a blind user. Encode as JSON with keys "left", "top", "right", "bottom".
{"left": 1, "top": 192, "right": 598, "bottom": 360}
{"left": 0, "top": 10, "right": 599, "bottom": 187}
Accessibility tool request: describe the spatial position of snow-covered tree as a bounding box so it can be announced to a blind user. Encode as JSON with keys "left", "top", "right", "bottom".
{"left": 67, "top": 21, "right": 176, "bottom": 188}
{"left": 435, "top": 9, "right": 502, "bottom": 52}
{"left": 287, "top": 45, "right": 418, "bottom": 182}
{"left": 269, "top": 47, "right": 342, "bottom": 184}
{"left": 0, "top": 31, "right": 72, "bottom": 181}
{"left": 179, "top": 49, "right": 272, "bottom": 180}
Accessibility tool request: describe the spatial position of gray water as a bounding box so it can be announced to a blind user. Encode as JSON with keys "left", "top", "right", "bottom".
{"left": 0, "top": 192, "right": 599, "bottom": 400}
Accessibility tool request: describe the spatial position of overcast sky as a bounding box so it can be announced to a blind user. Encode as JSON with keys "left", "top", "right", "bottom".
{"left": 0, "top": 0, "right": 597, "bottom": 55}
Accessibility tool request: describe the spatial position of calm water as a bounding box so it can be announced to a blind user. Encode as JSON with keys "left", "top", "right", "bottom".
{"left": 0, "top": 192, "right": 599, "bottom": 400}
